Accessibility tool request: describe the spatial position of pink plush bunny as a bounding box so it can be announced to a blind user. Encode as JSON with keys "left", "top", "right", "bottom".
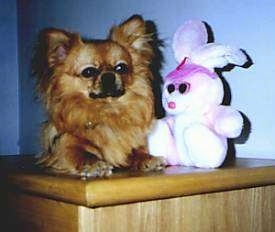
{"left": 148, "top": 20, "right": 247, "bottom": 168}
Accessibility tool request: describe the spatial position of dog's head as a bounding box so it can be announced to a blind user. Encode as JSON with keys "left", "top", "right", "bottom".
{"left": 34, "top": 15, "right": 154, "bottom": 104}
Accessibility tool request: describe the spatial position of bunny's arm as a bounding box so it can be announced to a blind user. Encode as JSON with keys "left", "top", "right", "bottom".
{"left": 206, "top": 105, "right": 243, "bottom": 138}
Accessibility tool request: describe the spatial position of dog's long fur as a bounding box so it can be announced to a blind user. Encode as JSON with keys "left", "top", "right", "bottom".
{"left": 33, "top": 15, "right": 165, "bottom": 177}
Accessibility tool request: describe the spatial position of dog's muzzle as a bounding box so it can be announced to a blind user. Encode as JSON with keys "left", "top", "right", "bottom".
{"left": 89, "top": 72, "right": 125, "bottom": 99}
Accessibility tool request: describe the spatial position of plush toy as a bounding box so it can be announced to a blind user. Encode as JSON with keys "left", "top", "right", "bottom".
{"left": 148, "top": 20, "right": 247, "bottom": 168}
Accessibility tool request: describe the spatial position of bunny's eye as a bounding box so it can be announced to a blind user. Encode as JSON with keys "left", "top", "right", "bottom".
{"left": 167, "top": 84, "right": 175, "bottom": 93}
{"left": 179, "top": 83, "right": 190, "bottom": 94}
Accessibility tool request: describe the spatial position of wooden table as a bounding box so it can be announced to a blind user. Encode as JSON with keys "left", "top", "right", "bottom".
{"left": 1, "top": 156, "right": 275, "bottom": 232}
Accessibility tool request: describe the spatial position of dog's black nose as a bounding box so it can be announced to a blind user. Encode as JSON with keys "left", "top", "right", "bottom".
{"left": 89, "top": 72, "right": 124, "bottom": 99}
{"left": 101, "top": 72, "right": 116, "bottom": 92}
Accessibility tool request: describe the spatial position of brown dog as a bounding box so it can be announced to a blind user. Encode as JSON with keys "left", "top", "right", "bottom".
{"left": 33, "top": 15, "right": 165, "bottom": 177}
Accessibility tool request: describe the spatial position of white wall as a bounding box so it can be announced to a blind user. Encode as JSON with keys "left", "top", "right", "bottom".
{"left": 16, "top": 0, "right": 275, "bottom": 158}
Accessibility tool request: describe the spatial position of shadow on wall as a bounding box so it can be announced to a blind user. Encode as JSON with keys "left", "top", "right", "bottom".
{"left": 146, "top": 20, "right": 165, "bottom": 119}
{"left": 218, "top": 50, "right": 253, "bottom": 162}
{"left": 203, "top": 20, "right": 254, "bottom": 161}
{"left": 217, "top": 53, "right": 253, "bottom": 162}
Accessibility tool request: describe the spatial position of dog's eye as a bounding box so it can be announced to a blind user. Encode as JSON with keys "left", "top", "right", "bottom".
{"left": 114, "top": 63, "right": 128, "bottom": 74}
{"left": 178, "top": 83, "right": 190, "bottom": 94}
{"left": 81, "top": 67, "right": 100, "bottom": 78}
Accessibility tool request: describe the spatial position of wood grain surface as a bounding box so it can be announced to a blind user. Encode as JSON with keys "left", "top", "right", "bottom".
{"left": 79, "top": 185, "right": 275, "bottom": 232}
{"left": 2, "top": 157, "right": 275, "bottom": 207}
{"left": 4, "top": 192, "right": 78, "bottom": 232}
{"left": 1, "top": 156, "right": 275, "bottom": 232}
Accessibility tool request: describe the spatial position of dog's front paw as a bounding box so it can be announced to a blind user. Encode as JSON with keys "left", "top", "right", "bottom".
{"left": 79, "top": 161, "right": 113, "bottom": 178}
{"left": 140, "top": 156, "right": 166, "bottom": 172}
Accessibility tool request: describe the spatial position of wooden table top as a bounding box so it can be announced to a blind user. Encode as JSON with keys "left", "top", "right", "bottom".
{"left": 1, "top": 156, "right": 275, "bottom": 207}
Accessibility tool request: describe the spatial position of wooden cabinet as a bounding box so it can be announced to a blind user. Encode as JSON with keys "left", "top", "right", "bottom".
{"left": 1, "top": 156, "right": 275, "bottom": 231}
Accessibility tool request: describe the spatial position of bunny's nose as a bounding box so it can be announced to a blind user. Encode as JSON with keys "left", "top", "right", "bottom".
{"left": 168, "top": 101, "right": 176, "bottom": 109}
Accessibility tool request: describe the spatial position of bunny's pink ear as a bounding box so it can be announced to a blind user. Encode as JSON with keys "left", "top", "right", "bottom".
{"left": 172, "top": 20, "right": 207, "bottom": 63}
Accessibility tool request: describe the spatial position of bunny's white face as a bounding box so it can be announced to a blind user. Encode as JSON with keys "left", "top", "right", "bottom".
{"left": 162, "top": 73, "right": 224, "bottom": 116}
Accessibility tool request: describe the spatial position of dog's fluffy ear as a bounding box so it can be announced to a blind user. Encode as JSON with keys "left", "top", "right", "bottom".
{"left": 109, "top": 15, "right": 153, "bottom": 59}
{"left": 41, "top": 28, "right": 81, "bottom": 67}
{"left": 32, "top": 28, "right": 82, "bottom": 95}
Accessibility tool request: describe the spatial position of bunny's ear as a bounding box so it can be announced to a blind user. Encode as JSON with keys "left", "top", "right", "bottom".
{"left": 191, "top": 43, "right": 247, "bottom": 71}
{"left": 172, "top": 20, "right": 208, "bottom": 63}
